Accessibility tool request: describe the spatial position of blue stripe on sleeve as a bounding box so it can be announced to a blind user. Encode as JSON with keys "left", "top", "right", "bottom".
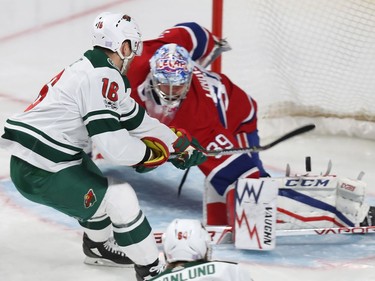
{"left": 210, "top": 154, "right": 258, "bottom": 196}
{"left": 175, "top": 22, "right": 208, "bottom": 61}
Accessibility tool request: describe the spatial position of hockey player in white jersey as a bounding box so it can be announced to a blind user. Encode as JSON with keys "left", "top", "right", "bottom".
{"left": 150, "top": 219, "right": 253, "bottom": 281}
{"left": 0, "top": 12, "right": 206, "bottom": 281}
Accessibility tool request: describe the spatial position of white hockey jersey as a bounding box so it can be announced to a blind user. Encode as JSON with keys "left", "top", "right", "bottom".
{"left": 150, "top": 260, "right": 252, "bottom": 281}
{"left": 0, "top": 48, "right": 177, "bottom": 172}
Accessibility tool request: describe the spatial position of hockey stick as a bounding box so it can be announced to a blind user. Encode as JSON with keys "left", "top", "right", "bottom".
{"left": 169, "top": 123, "right": 316, "bottom": 159}
{"left": 177, "top": 167, "right": 190, "bottom": 197}
{"left": 153, "top": 225, "right": 375, "bottom": 245}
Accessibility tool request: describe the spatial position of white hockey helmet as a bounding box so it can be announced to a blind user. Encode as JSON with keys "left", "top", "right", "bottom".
{"left": 163, "top": 219, "right": 212, "bottom": 263}
{"left": 149, "top": 43, "right": 193, "bottom": 107}
{"left": 92, "top": 12, "right": 143, "bottom": 56}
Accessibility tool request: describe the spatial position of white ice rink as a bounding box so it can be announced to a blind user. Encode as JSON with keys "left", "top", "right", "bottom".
{"left": 1, "top": 1, "right": 374, "bottom": 280}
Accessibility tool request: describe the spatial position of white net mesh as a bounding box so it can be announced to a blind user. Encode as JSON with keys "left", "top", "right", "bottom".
{"left": 222, "top": 0, "right": 375, "bottom": 140}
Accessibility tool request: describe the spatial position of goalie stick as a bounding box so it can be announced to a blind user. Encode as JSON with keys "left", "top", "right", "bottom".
{"left": 153, "top": 225, "right": 375, "bottom": 245}
{"left": 169, "top": 123, "right": 316, "bottom": 159}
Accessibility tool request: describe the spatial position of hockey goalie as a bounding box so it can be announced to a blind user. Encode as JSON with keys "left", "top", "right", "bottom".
{"left": 231, "top": 160, "right": 375, "bottom": 250}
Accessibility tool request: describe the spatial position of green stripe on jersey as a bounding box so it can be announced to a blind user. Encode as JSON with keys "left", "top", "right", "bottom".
{"left": 83, "top": 110, "right": 122, "bottom": 137}
{"left": 83, "top": 109, "right": 120, "bottom": 121}
{"left": 6, "top": 120, "right": 81, "bottom": 152}
{"left": 84, "top": 48, "right": 117, "bottom": 70}
{"left": 86, "top": 118, "right": 122, "bottom": 137}
{"left": 3, "top": 124, "right": 83, "bottom": 163}
{"left": 113, "top": 212, "right": 152, "bottom": 247}
{"left": 79, "top": 217, "right": 112, "bottom": 230}
{"left": 83, "top": 47, "right": 130, "bottom": 103}
{"left": 120, "top": 104, "right": 145, "bottom": 131}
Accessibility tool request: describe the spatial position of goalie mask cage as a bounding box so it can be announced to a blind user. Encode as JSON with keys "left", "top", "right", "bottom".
{"left": 216, "top": 0, "right": 375, "bottom": 140}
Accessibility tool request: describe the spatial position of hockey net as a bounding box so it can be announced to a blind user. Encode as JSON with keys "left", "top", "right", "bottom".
{"left": 221, "top": 0, "right": 375, "bottom": 140}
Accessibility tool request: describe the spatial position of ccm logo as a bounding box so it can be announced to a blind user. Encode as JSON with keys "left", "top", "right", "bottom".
{"left": 285, "top": 179, "right": 330, "bottom": 187}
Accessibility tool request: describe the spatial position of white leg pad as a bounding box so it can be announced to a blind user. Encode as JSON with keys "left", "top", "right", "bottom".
{"left": 234, "top": 178, "right": 278, "bottom": 250}
{"left": 277, "top": 176, "right": 338, "bottom": 229}
{"left": 277, "top": 176, "right": 370, "bottom": 229}
{"left": 336, "top": 177, "right": 370, "bottom": 225}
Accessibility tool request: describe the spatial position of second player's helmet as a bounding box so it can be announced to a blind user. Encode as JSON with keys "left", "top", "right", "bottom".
{"left": 92, "top": 12, "right": 143, "bottom": 56}
{"left": 163, "top": 219, "right": 211, "bottom": 263}
{"left": 149, "top": 43, "right": 193, "bottom": 106}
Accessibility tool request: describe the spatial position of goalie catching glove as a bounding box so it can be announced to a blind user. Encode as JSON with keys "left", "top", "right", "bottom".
{"left": 169, "top": 127, "right": 207, "bottom": 169}
{"left": 134, "top": 137, "right": 169, "bottom": 173}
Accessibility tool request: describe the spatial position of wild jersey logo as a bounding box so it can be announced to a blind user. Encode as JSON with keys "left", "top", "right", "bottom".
{"left": 84, "top": 189, "right": 97, "bottom": 208}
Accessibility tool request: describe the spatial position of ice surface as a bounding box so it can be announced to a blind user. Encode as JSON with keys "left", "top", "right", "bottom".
{"left": 0, "top": 1, "right": 374, "bottom": 280}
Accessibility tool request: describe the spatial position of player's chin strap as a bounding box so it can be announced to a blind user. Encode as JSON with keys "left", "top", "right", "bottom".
{"left": 117, "top": 50, "right": 135, "bottom": 74}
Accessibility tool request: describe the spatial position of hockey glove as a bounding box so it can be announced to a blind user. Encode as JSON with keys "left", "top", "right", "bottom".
{"left": 169, "top": 127, "right": 207, "bottom": 170}
{"left": 135, "top": 137, "right": 170, "bottom": 173}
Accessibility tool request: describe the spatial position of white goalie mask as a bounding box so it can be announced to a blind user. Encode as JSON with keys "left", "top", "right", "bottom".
{"left": 163, "top": 219, "right": 212, "bottom": 263}
{"left": 149, "top": 43, "right": 193, "bottom": 108}
{"left": 92, "top": 12, "right": 143, "bottom": 72}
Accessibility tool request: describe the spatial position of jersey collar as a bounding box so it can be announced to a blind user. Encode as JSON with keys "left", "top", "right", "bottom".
{"left": 84, "top": 47, "right": 117, "bottom": 70}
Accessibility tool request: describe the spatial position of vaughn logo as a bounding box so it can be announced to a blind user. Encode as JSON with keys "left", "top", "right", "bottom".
{"left": 84, "top": 189, "right": 97, "bottom": 208}
{"left": 264, "top": 206, "right": 274, "bottom": 245}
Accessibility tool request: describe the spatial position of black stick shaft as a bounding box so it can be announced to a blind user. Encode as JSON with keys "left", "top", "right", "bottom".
{"left": 170, "top": 124, "right": 315, "bottom": 159}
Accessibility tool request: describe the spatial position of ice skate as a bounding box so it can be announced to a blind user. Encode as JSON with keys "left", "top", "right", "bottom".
{"left": 82, "top": 232, "right": 133, "bottom": 268}
{"left": 360, "top": 206, "right": 375, "bottom": 227}
{"left": 134, "top": 259, "right": 165, "bottom": 281}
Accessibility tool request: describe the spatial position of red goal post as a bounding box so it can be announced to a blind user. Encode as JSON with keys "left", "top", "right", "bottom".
{"left": 211, "top": 0, "right": 223, "bottom": 73}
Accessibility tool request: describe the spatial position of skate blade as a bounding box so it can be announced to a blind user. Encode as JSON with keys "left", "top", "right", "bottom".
{"left": 84, "top": 257, "right": 134, "bottom": 268}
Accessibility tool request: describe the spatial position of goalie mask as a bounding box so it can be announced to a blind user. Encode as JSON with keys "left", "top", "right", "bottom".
{"left": 92, "top": 12, "right": 143, "bottom": 73}
{"left": 149, "top": 43, "right": 193, "bottom": 108}
{"left": 163, "top": 219, "right": 212, "bottom": 263}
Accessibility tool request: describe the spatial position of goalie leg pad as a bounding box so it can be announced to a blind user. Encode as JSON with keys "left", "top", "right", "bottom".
{"left": 276, "top": 176, "right": 370, "bottom": 229}
{"left": 277, "top": 176, "right": 338, "bottom": 229}
{"left": 336, "top": 177, "right": 370, "bottom": 226}
{"left": 204, "top": 179, "right": 228, "bottom": 225}
{"left": 234, "top": 178, "right": 278, "bottom": 250}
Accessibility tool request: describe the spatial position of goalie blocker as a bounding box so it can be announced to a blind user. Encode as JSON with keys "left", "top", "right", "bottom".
{"left": 232, "top": 175, "right": 371, "bottom": 250}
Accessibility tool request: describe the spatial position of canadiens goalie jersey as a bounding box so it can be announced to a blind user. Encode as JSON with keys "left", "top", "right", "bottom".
{"left": 125, "top": 22, "right": 266, "bottom": 225}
